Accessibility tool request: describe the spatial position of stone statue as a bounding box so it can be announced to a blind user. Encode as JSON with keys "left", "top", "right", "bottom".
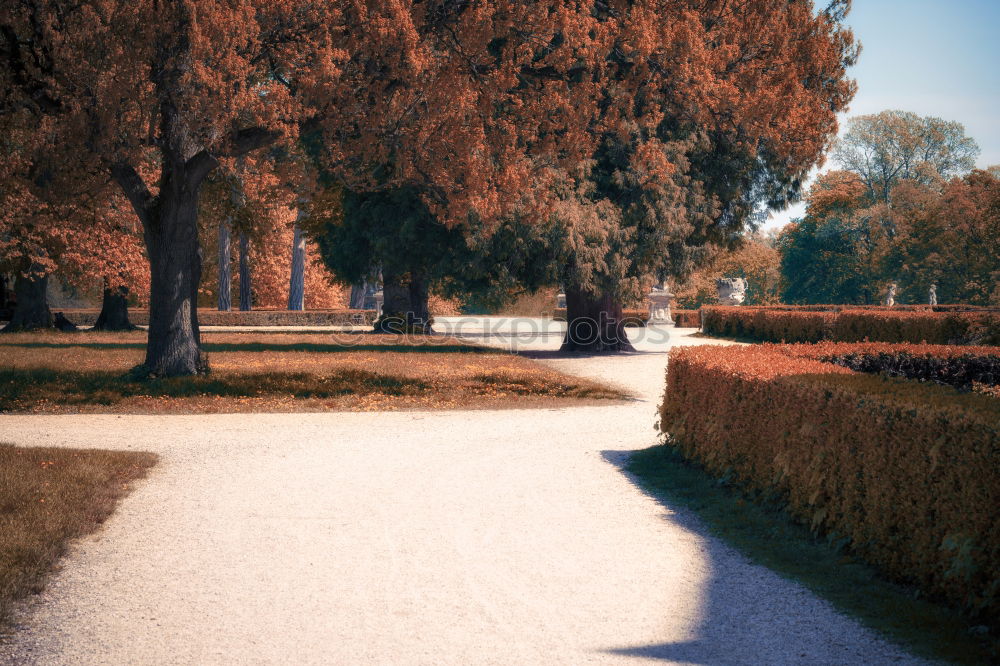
{"left": 928, "top": 283, "right": 937, "bottom": 306}
{"left": 883, "top": 283, "right": 897, "bottom": 307}
{"left": 716, "top": 277, "right": 748, "bottom": 306}
{"left": 647, "top": 281, "right": 675, "bottom": 325}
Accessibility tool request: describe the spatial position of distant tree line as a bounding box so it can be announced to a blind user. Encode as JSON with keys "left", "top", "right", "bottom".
{"left": 778, "top": 110, "right": 999, "bottom": 306}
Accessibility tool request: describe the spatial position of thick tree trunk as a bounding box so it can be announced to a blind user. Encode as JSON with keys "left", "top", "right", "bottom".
{"left": 218, "top": 220, "right": 231, "bottom": 311}
{"left": 560, "top": 286, "right": 635, "bottom": 352}
{"left": 239, "top": 231, "right": 252, "bottom": 311}
{"left": 1, "top": 270, "right": 52, "bottom": 332}
{"left": 287, "top": 220, "right": 306, "bottom": 311}
{"left": 93, "top": 283, "right": 137, "bottom": 331}
{"left": 142, "top": 184, "right": 206, "bottom": 376}
{"left": 374, "top": 271, "right": 432, "bottom": 333}
{"left": 109, "top": 100, "right": 279, "bottom": 375}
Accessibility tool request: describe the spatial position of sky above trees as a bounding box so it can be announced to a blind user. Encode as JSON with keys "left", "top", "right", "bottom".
{"left": 765, "top": 0, "right": 1000, "bottom": 230}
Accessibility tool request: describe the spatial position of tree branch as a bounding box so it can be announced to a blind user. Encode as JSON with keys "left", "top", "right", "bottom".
{"left": 110, "top": 162, "right": 154, "bottom": 225}
{"left": 230, "top": 127, "right": 282, "bottom": 156}
{"left": 186, "top": 150, "right": 220, "bottom": 187}
{"left": 186, "top": 127, "right": 280, "bottom": 187}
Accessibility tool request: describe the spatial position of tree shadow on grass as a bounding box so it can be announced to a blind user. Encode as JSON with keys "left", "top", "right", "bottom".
{"left": 0, "top": 342, "right": 491, "bottom": 354}
{"left": 597, "top": 447, "right": 987, "bottom": 665}
{"left": 0, "top": 368, "right": 431, "bottom": 410}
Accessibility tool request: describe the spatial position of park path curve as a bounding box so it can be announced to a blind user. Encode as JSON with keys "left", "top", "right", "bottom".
{"left": 0, "top": 321, "right": 925, "bottom": 665}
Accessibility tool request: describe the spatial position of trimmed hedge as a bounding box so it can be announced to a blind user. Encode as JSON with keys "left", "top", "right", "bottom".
{"left": 659, "top": 342, "right": 1000, "bottom": 627}
{"left": 705, "top": 304, "right": 1000, "bottom": 313}
{"left": 782, "top": 342, "right": 1000, "bottom": 391}
{"left": 702, "top": 306, "right": 1000, "bottom": 345}
{"left": 673, "top": 309, "right": 700, "bottom": 328}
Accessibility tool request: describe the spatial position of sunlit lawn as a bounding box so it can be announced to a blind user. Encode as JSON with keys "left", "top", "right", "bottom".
{"left": 0, "top": 330, "right": 627, "bottom": 413}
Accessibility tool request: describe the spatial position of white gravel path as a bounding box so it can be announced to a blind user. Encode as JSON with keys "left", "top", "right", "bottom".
{"left": 0, "top": 320, "right": 926, "bottom": 665}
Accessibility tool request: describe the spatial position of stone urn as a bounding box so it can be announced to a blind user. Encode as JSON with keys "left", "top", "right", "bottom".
{"left": 647, "top": 283, "right": 675, "bottom": 325}
{"left": 373, "top": 289, "right": 384, "bottom": 316}
{"left": 716, "top": 277, "right": 748, "bottom": 306}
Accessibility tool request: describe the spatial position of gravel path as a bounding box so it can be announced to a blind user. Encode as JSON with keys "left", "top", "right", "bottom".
{"left": 0, "top": 321, "right": 925, "bottom": 665}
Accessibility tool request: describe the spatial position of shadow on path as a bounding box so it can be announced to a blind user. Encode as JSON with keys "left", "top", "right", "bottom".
{"left": 595, "top": 450, "right": 921, "bottom": 665}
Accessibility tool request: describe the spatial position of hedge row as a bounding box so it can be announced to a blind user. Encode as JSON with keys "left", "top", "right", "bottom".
{"left": 780, "top": 341, "right": 1000, "bottom": 391}
{"left": 701, "top": 306, "right": 1000, "bottom": 345}
{"left": 673, "top": 309, "right": 700, "bottom": 328}
{"left": 659, "top": 343, "right": 1000, "bottom": 627}
{"left": 714, "top": 304, "right": 1000, "bottom": 313}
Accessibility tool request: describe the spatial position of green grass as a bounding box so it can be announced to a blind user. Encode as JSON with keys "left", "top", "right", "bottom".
{"left": 626, "top": 443, "right": 996, "bottom": 665}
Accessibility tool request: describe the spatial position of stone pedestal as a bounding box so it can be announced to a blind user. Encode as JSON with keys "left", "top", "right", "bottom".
{"left": 373, "top": 290, "right": 384, "bottom": 316}
{"left": 647, "top": 287, "right": 675, "bottom": 325}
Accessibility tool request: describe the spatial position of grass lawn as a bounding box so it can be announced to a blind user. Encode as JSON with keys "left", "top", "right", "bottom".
{"left": 0, "top": 444, "right": 157, "bottom": 633}
{"left": 626, "top": 444, "right": 995, "bottom": 665}
{"left": 0, "top": 330, "right": 627, "bottom": 413}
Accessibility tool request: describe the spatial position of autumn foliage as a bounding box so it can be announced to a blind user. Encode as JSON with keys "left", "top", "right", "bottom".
{"left": 659, "top": 342, "right": 1000, "bottom": 627}
{"left": 779, "top": 111, "right": 998, "bottom": 306}
{"left": 0, "top": 0, "right": 859, "bottom": 367}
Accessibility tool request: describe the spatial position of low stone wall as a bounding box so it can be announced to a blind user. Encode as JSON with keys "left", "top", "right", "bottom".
{"left": 553, "top": 307, "right": 699, "bottom": 328}
{"left": 55, "top": 308, "right": 377, "bottom": 327}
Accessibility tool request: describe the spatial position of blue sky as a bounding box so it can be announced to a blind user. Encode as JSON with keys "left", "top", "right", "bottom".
{"left": 763, "top": 0, "right": 1000, "bottom": 230}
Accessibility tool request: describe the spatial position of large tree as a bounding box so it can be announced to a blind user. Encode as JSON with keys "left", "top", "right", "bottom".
{"left": 310, "top": 186, "right": 561, "bottom": 332}
{"left": 0, "top": 1, "right": 350, "bottom": 372}
{"left": 1, "top": 1, "right": 602, "bottom": 374}
{"left": 552, "top": 0, "right": 857, "bottom": 351}
{"left": 885, "top": 169, "right": 1000, "bottom": 305}
{"left": 777, "top": 169, "right": 887, "bottom": 304}
{"left": 779, "top": 112, "right": 990, "bottom": 305}
{"left": 833, "top": 109, "right": 980, "bottom": 205}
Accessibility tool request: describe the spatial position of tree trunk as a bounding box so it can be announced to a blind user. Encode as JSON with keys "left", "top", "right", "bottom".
{"left": 218, "top": 220, "right": 232, "bottom": 311}
{"left": 142, "top": 183, "right": 206, "bottom": 376}
{"left": 560, "top": 286, "right": 635, "bottom": 352}
{"left": 374, "top": 271, "right": 432, "bottom": 333}
{"left": 1, "top": 270, "right": 52, "bottom": 332}
{"left": 239, "top": 231, "right": 252, "bottom": 311}
{"left": 287, "top": 219, "right": 306, "bottom": 311}
{"left": 93, "top": 283, "right": 137, "bottom": 331}
{"left": 0, "top": 273, "right": 8, "bottom": 315}
{"left": 349, "top": 282, "right": 368, "bottom": 309}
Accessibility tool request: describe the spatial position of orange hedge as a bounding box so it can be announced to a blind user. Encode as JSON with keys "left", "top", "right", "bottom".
{"left": 708, "top": 304, "right": 1000, "bottom": 313}
{"left": 673, "top": 309, "right": 700, "bottom": 328}
{"left": 702, "top": 306, "right": 1000, "bottom": 345}
{"left": 659, "top": 343, "right": 1000, "bottom": 626}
